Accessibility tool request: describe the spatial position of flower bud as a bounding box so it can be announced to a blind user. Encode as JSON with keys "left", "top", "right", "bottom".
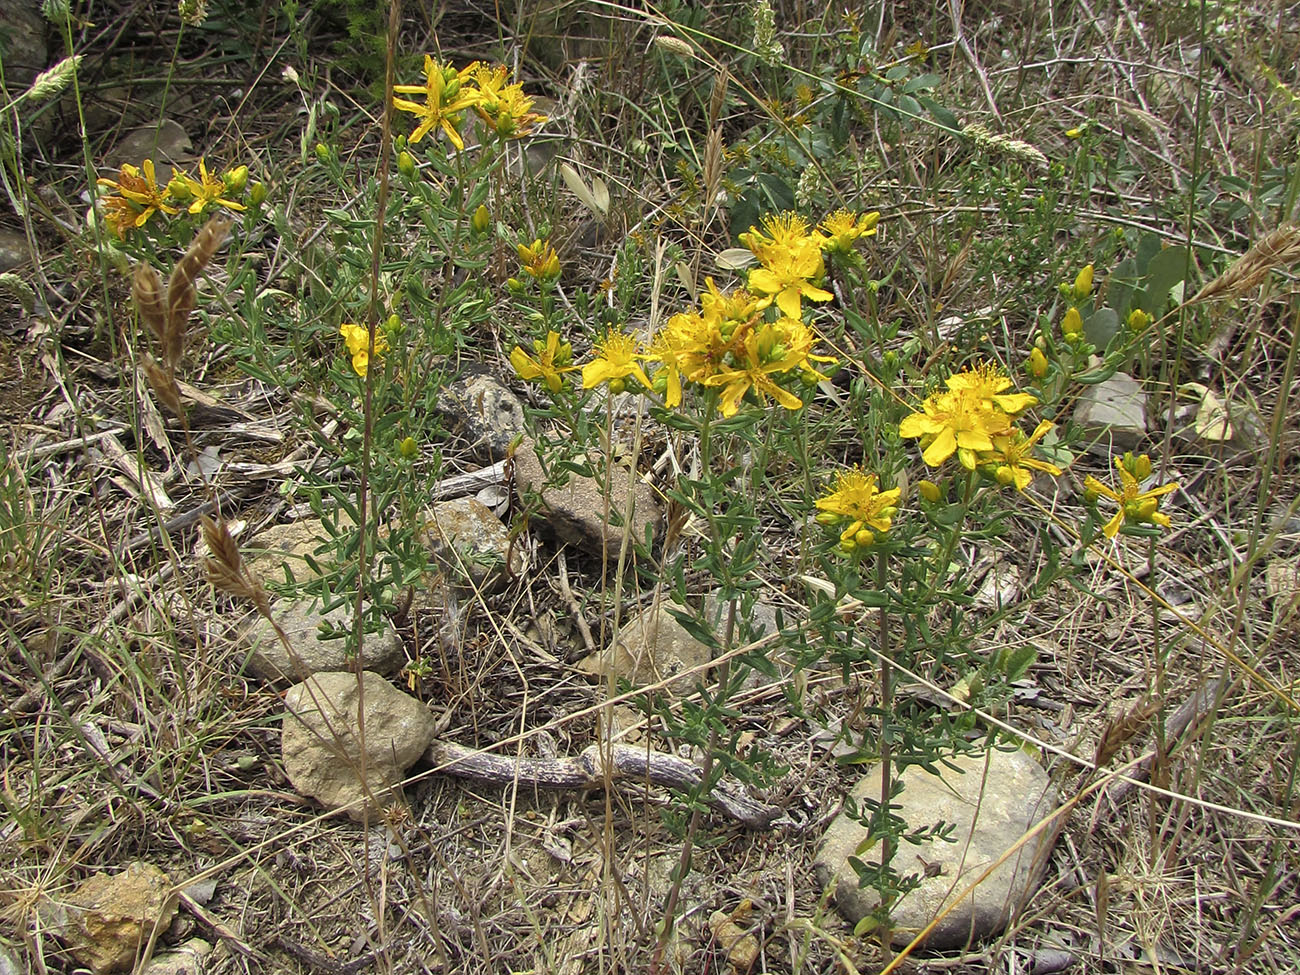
{"left": 506, "top": 277, "right": 526, "bottom": 294}
{"left": 399, "top": 436, "right": 418, "bottom": 459}
{"left": 1027, "top": 346, "right": 1048, "bottom": 379}
{"left": 223, "top": 165, "right": 249, "bottom": 195}
{"left": 471, "top": 204, "right": 491, "bottom": 235}
{"left": 918, "top": 479, "right": 941, "bottom": 503}
{"left": 1126, "top": 308, "right": 1151, "bottom": 331}
{"left": 167, "top": 175, "right": 191, "bottom": 201}
{"left": 1072, "top": 264, "right": 1094, "bottom": 301}
{"left": 248, "top": 181, "right": 268, "bottom": 207}
{"left": 1061, "top": 306, "right": 1082, "bottom": 336}
{"left": 315, "top": 142, "right": 331, "bottom": 163}
{"left": 397, "top": 151, "right": 416, "bottom": 179}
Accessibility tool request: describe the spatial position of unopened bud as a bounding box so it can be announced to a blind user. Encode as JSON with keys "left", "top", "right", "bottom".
{"left": 397, "top": 151, "right": 416, "bottom": 179}
{"left": 471, "top": 204, "right": 490, "bottom": 235}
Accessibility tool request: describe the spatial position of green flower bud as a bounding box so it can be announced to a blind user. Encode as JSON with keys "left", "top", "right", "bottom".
{"left": 397, "top": 151, "right": 416, "bottom": 179}
{"left": 399, "top": 436, "right": 418, "bottom": 459}
{"left": 471, "top": 204, "right": 490, "bottom": 235}
{"left": 248, "top": 181, "right": 268, "bottom": 207}
{"left": 315, "top": 142, "right": 331, "bottom": 163}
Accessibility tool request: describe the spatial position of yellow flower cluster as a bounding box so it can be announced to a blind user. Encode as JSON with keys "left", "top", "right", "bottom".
{"left": 814, "top": 469, "right": 901, "bottom": 552}
{"left": 739, "top": 209, "right": 879, "bottom": 318}
{"left": 899, "top": 362, "right": 1061, "bottom": 490}
{"left": 97, "top": 158, "right": 257, "bottom": 238}
{"left": 393, "top": 57, "right": 547, "bottom": 151}
{"left": 1084, "top": 452, "right": 1178, "bottom": 538}
{"left": 339, "top": 322, "right": 389, "bottom": 377}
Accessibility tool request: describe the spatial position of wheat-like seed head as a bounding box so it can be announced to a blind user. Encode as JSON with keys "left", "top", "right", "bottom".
{"left": 1191, "top": 224, "right": 1300, "bottom": 303}
{"left": 142, "top": 356, "right": 184, "bottom": 418}
{"left": 1093, "top": 695, "right": 1161, "bottom": 768}
{"left": 164, "top": 213, "right": 233, "bottom": 370}
{"left": 132, "top": 263, "right": 167, "bottom": 349}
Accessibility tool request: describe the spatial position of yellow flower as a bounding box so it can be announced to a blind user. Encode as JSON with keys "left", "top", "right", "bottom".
{"left": 898, "top": 387, "right": 1014, "bottom": 469}
{"left": 340, "top": 322, "right": 389, "bottom": 377}
{"left": 516, "top": 238, "right": 561, "bottom": 282}
{"left": 815, "top": 469, "right": 901, "bottom": 551}
{"left": 701, "top": 316, "right": 829, "bottom": 417}
{"left": 818, "top": 209, "right": 880, "bottom": 255}
{"left": 392, "top": 56, "right": 479, "bottom": 150}
{"left": 943, "top": 361, "right": 1038, "bottom": 416}
{"left": 96, "top": 159, "right": 179, "bottom": 236}
{"left": 982, "top": 420, "right": 1062, "bottom": 491}
{"left": 178, "top": 158, "right": 247, "bottom": 215}
{"left": 510, "top": 331, "right": 576, "bottom": 393}
{"left": 1083, "top": 453, "right": 1178, "bottom": 538}
{"left": 582, "top": 330, "right": 653, "bottom": 392}
{"left": 740, "top": 212, "right": 833, "bottom": 319}
{"left": 465, "top": 64, "right": 548, "bottom": 139}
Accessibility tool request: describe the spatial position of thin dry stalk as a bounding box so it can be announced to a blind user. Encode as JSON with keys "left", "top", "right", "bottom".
{"left": 1191, "top": 224, "right": 1300, "bottom": 303}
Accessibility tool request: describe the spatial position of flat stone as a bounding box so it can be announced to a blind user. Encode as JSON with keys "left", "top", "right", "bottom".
{"left": 578, "top": 600, "right": 710, "bottom": 691}
{"left": 1075, "top": 372, "right": 1146, "bottom": 450}
{"left": 514, "top": 441, "right": 660, "bottom": 560}
{"left": 239, "top": 597, "right": 404, "bottom": 684}
{"left": 438, "top": 367, "right": 526, "bottom": 462}
{"left": 0, "top": 2, "right": 48, "bottom": 90}
{"left": 282, "top": 671, "right": 437, "bottom": 821}
{"left": 815, "top": 747, "right": 1057, "bottom": 950}
{"left": 61, "top": 862, "right": 179, "bottom": 974}
{"left": 243, "top": 517, "right": 350, "bottom": 587}
{"left": 139, "top": 938, "right": 212, "bottom": 975}
{"left": 422, "top": 496, "right": 521, "bottom": 591}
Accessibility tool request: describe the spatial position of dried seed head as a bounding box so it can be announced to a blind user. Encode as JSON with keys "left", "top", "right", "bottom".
{"left": 709, "top": 66, "right": 729, "bottom": 128}
{"left": 143, "top": 356, "right": 184, "bottom": 417}
{"left": 132, "top": 263, "right": 167, "bottom": 348}
{"left": 1093, "top": 695, "right": 1161, "bottom": 768}
{"left": 1191, "top": 224, "right": 1300, "bottom": 303}
{"left": 165, "top": 214, "right": 232, "bottom": 368}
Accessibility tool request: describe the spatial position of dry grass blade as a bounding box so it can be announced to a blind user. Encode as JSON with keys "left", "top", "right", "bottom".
{"left": 1094, "top": 695, "right": 1162, "bottom": 768}
{"left": 165, "top": 214, "right": 233, "bottom": 369}
{"left": 1191, "top": 224, "right": 1300, "bottom": 302}
{"left": 132, "top": 263, "right": 167, "bottom": 347}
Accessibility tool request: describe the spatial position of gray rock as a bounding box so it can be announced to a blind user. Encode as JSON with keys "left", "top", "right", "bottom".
{"left": 0, "top": 2, "right": 48, "bottom": 91}
{"left": 1075, "top": 372, "right": 1146, "bottom": 450}
{"left": 513, "top": 441, "right": 660, "bottom": 559}
{"left": 244, "top": 517, "right": 349, "bottom": 587}
{"left": 815, "top": 747, "right": 1057, "bottom": 949}
{"left": 578, "top": 600, "right": 710, "bottom": 691}
{"left": 139, "top": 939, "right": 212, "bottom": 975}
{"left": 282, "top": 671, "right": 437, "bottom": 821}
{"left": 107, "top": 120, "right": 196, "bottom": 185}
{"left": 60, "top": 862, "right": 178, "bottom": 973}
{"left": 239, "top": 598, "right": 403, "bottom": 684}
{"left": 422, "top": 496, "right": 521, "bottom": 591}
{"left": 0, "top": 229, "right": 31, "bottom": 273}
{"left": 439, "top": 367, "right": 526, "bottom": 462}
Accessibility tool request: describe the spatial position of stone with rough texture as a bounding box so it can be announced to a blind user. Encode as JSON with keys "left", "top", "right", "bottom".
{"left": 61, "top": 862, "right": 178, "bottom": 973}
{"left": 578, "top": 600, "right": 710, "bottom": 691}
{"left": 1074, "top": 372, "right": 1146, "bottom": 450}
{"left": 109, "top": 120, "right": 195, "bottom": 185}
{"left": 0, "top": 2, "right": 47, "bottom": 91}
{"left": 282, "top": 671, "right": 437, "bottom": 821}
{"left": 139, "top": 938, "right": 212, "bottom": 975}
{"left": 239, "top": 598, "right": 404, "bottom": 683}
{"left": 439, "top": 368, "right": 526, "bottom": 461}
{"left": 514, "top": 442, "right": 660, "bottom": 560}
{"left": 815, "top": 747, "right": 1057, "bottom": 949}
{"left": 244, "top": 518, "right": 345, "bottom": 586}
{"left": 0, "top": 229, "right": 32, "bottom": 273}
{"left": 422, "top": 497, "right": 521, "bottom": 591}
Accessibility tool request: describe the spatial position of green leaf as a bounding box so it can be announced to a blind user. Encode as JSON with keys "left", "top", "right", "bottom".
{"left": 1083, "top": 307, "right": 1119, "bottom": 348}
{"left": 1139, "top": 245, "right": 1188, "bottom": 315}
{"left": 1001, "top": 644, "right": 1036, "bottom": 682}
